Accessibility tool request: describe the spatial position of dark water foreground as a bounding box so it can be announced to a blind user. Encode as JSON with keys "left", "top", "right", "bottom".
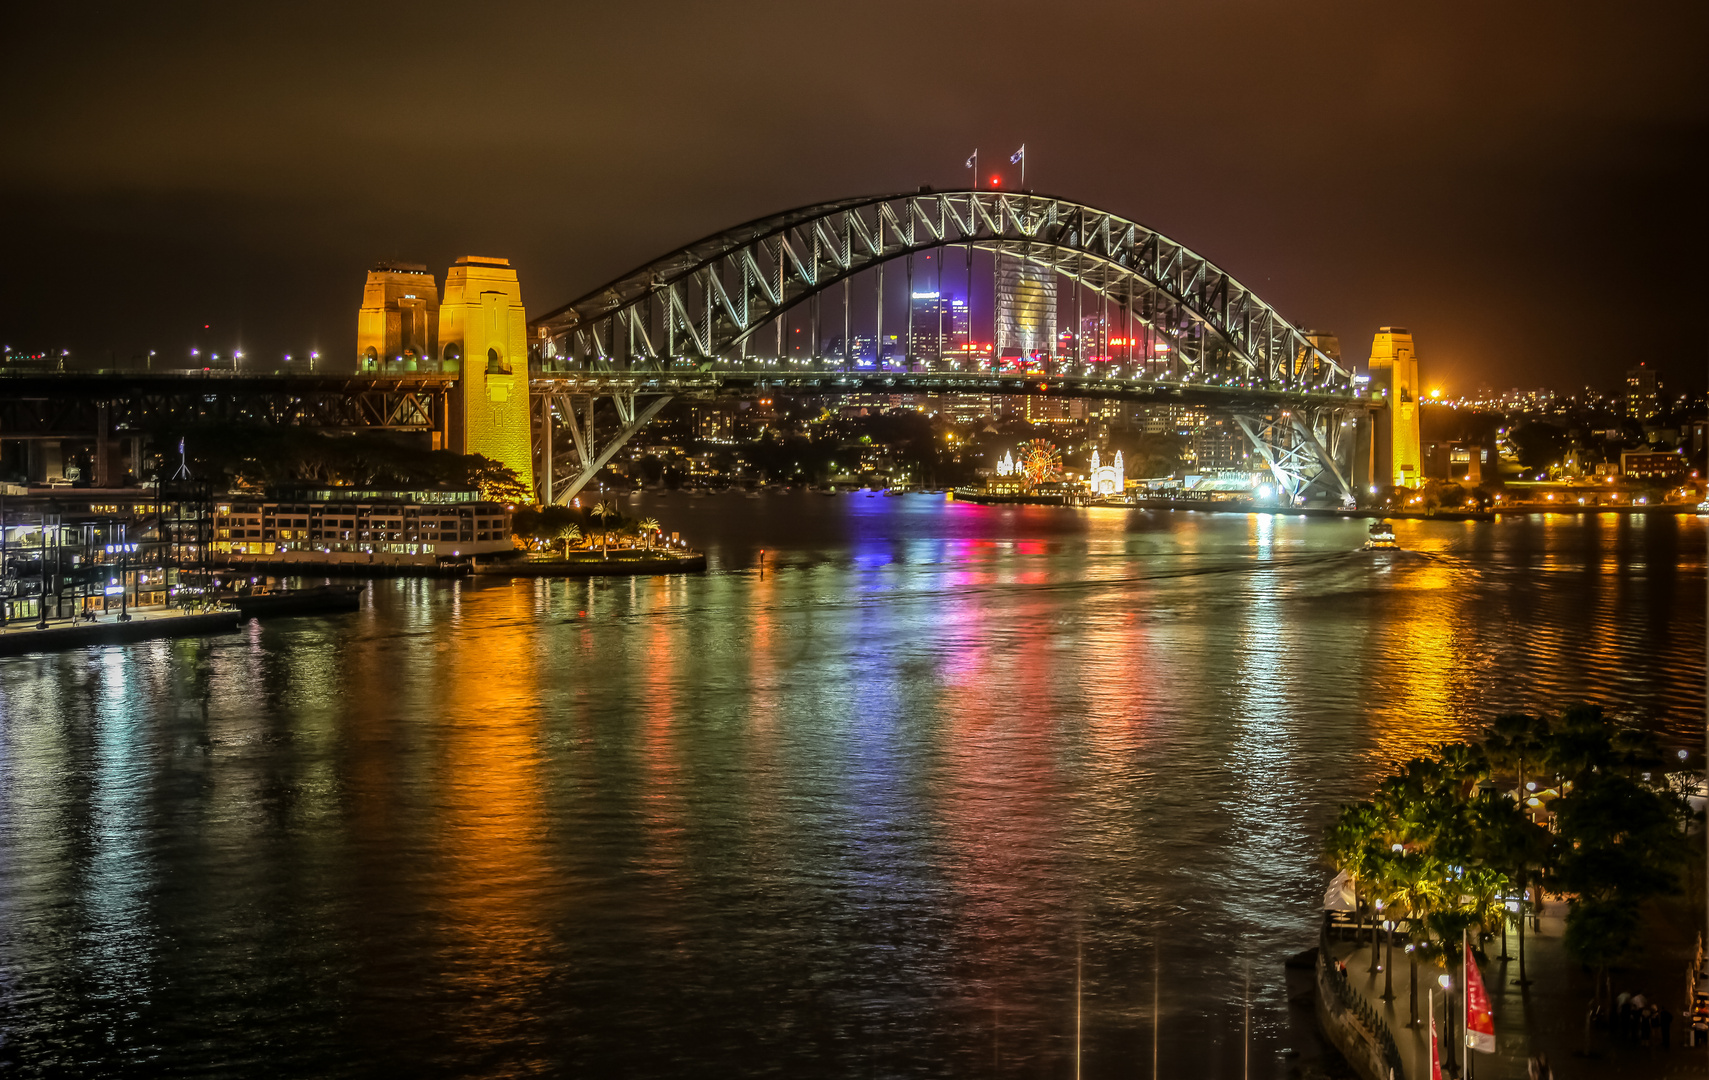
{"left": 1, "top": 497, "right": 1701, "bottom": 1078}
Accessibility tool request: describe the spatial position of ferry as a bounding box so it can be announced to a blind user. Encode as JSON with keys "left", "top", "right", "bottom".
{"left": 1364, "top": 520, "right": 1398, "bottom": 550}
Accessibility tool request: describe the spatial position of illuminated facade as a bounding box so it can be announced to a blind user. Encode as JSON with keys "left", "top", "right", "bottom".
{"left": 212, "top": 491, "right": 514, "bottom": 562}
{"left": 1625, "top": 363, "right": 1659, "bottom": 421}
{"left": 908, "top": 292, "right": 970, "bottom": 361}
{"left": 1087, "top": 449, "right": 1125, "bottom": 496}
{"left": 994, "top": 254, "right": 1055, "bottom": 363}
{"left": 357, "top": 262, "right": 440, "bottom": 369}
{"left": 439, "top": 256, "right": 535, "bottom": 493}
{"left": 1367, "top": 327, "right": 1423, "bottom": 488}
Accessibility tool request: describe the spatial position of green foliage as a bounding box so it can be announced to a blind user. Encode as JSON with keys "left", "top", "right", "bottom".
{"left": 164, "top": 423, "right": 529, "bottom": 502}
{"left": 1508, "top": 422, "right": 1569, "bottom": 474}
{"left": 1324, "top": 704, "right": 1689, "bottom": 972}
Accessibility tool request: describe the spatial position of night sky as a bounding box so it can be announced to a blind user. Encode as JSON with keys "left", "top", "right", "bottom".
{"left": 3, "top": 0, "right": 1704, "bottom": 392}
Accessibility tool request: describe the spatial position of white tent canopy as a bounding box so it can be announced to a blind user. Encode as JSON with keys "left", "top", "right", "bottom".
{"left": 1323, "top": 869, "right": 1357, "bottom": 912}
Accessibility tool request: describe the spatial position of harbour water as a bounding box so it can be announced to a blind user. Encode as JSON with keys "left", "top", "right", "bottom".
{"left": 0, "top": 496, "right": 1701, "bottom": 1077}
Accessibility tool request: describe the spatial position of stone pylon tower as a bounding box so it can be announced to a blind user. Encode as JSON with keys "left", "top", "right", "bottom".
{"left": 1367, "top": 327, "right": 1423, "bottom": 489}
{"left": 356, "top": 262, "right": 440, "bottom": 369}
{"left": 439, "top": 256, "right": 534, "bottom": 493}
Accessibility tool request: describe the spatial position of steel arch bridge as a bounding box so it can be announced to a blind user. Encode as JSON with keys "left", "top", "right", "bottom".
{"left": 528, "top": 190, "right": 1378, "bottom": 505}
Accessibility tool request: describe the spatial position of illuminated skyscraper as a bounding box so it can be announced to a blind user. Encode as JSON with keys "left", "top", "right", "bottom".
{"left": 908, "top": 292, "right": 969, "bottom": 360}
{"left": 994, "top": 254, "right": 1055, "bottom": 363}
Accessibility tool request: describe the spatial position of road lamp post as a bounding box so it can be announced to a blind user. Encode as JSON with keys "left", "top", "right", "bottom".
{"left": 1439, "top": 973, "right": 1457, "bottom": 1077}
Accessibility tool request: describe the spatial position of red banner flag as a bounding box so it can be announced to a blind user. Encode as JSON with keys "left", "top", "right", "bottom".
{"left": 1464, "top": 941, "right": 1496, "bottom": 1053}
{"left": 1428, "top": 994, "right": 1443, "bottom": 1080}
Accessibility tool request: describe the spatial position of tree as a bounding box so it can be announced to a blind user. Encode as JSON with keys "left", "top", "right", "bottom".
{"left": 638, "top": 517, "right": 659, "bottom": 551}
{"left": 1325, "top": 802, "right": 1383, "bottom": 947}
{"left": 1551, "top": 769, "right": 1688, "bottom": 997}
{"left": 1382, "top": 851, "right": 1446, "bottom": 1027}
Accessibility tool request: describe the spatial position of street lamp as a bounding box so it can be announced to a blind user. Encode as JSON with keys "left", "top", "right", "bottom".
{"left": 1438, "top": 973, "right": 1456, "bottom": 1076}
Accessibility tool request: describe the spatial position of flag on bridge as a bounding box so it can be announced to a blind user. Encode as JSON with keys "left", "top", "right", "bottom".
{"left": 1010, "top": 145, "right": 1025, "bottom": 164}
{"left": 1463, "top": 940, "right": 1496, "bottom": 1053}
{"left": 965, "top": 150, "right": 976, "bottom": 168}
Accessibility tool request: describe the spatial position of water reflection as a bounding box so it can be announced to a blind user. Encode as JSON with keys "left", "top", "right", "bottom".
{"left": 0, "top": 503, "right": 1700, "bottom": 1078}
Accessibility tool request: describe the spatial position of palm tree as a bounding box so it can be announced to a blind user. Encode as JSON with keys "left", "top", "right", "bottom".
{"left": 591, "top": 500, "right": 618, "bottom": 557}
{"left": 638, "top": 517, "right": 659, "bottom": 552}
{"left": 1384, "top": 851, "right": 1446, "bottom": 1027}
{"left": 558, "top": 523, "right": 582, "bottom": 557}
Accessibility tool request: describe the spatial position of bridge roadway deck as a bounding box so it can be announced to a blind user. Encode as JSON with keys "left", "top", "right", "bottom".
{"left": 0, "top": 365, "right": 1380, "bottom": 412}
{"left": 528, "top": 366, "right": 1379, "bottom": 411}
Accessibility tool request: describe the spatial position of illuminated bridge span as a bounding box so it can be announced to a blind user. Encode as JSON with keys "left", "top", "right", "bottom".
{"left": 2, "top": 192, "right": 1398, "bottom": 502}
{"left": 528, "top": 190, "right": 1376, "bottom": 505}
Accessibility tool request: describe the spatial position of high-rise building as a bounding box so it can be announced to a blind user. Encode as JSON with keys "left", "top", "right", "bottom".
{"left": 1367, "top": 327, "right": 1423, "bottom": 488}
{"left": 1192, "top": 417, "right": 1251, "bottom": 471}
{"left": 994, "top": 254, "right": 1055, "bottom": 364}
{"left": 1626, "top": 363, "right": 1659, "bottom": 421}
{"left": 908, "top": 292, "right": 970, "bottom": 361}
{"left": 356, "top": 262, "right": 439, "bottom": 369}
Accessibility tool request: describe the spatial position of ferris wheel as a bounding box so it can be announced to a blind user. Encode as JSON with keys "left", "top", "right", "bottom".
{"left": 1016, "top": 439, "right": 1062, "bottom": 487}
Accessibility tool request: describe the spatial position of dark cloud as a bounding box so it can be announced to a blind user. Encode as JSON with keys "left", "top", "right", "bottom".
{"left": 3, "top": 0, "right": 1704, "bottom": 389}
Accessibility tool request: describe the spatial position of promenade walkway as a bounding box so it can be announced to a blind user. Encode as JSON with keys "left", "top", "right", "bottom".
{"left": 1326, "top": 900, "right": 1703, "bottom": 1079}
{"left": 0, "top": 605, "right": 239, "bottom": 654}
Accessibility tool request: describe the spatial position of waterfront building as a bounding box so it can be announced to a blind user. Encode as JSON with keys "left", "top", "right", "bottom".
{"left": 1620, "top": 448, "right": 1687, "bottom": 481}
{"left": 1366, "top": 327, "right": 1424, "bottom": 488}
{"left": 994, "top": 254, "right": 1055, "bottom": 364}
{"left": 212, "top": 489, "right": 513, "bottom": 564}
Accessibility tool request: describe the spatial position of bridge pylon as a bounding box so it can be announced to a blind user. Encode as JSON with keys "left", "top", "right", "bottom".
{"left": 440, "top": 256, "right": 534, "bottom": 494}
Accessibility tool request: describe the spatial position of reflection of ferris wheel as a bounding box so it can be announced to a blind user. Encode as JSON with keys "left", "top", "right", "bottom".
{"left": 1017, "top": 439, "right": 1062, "bottom": 486}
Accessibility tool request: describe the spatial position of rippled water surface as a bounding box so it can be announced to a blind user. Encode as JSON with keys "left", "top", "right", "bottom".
{"left": 1, "top": 498, "right": 1702, "bottom": 1078}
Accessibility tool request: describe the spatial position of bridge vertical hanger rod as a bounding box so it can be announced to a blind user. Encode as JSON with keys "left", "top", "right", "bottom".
{"left": 875, "top": 260, "right": 885, "bottom": 368}
{"left": 966, "top": 239, "right": 976, "bottom": 371}
{"left": 906, "top": 252, "right": 914, "bottom": 368}
{"left": 842, "top": 278, "right": 851, "bottom": 372}
{"left": 936, "top": 245, "right": 944, "bottom": 365}
{"left": 1075, "top": 252, "right": 1084, "bottom": 368}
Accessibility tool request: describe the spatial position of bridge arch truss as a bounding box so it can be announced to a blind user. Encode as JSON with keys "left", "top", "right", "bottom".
{"left": 529, "top": 191, "right": 1373, "bottom": 506}
{"left": 533, "top": 190, "right": 1350, "bottom": 391}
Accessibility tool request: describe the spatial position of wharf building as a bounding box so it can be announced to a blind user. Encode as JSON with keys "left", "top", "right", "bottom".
{"left": 212, "top": 489, "right": 514, "bottom": 566}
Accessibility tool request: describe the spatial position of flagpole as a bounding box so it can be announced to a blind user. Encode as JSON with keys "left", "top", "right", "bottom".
{"left": 1421, "top": 991, "right": 1435, "bottom": 1080}
{"left": 1461, "top": 928, "right": 1470, "bottom": 1080}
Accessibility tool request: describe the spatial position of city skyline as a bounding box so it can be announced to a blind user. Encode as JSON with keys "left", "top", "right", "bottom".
{"left": 2, "top": 0, "right": 1704, "bottom": 393}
